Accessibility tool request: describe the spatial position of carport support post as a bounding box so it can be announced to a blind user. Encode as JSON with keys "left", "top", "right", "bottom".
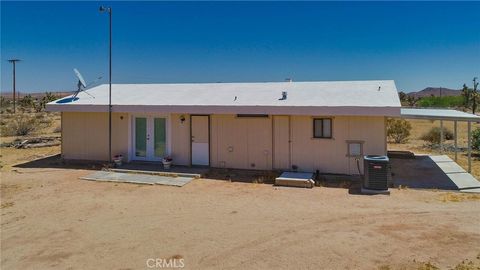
{"left": 440, "top": 120, "right": 444, "bottom": 153}
{"left": 467, "top": 121, "right": 472, "bottom": 173}
{"left": 454, "top": 121, "right": 458, "bottom": 161}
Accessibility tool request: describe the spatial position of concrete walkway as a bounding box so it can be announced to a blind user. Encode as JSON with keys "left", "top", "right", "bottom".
{"left": 391, "top": 155, "right": 480, "bottom": 192}
{"left": 429, "top": 155, "right": 480, "bottom": 191}
{"left": 81, "top": 171, "right": 195, "bottom": 187}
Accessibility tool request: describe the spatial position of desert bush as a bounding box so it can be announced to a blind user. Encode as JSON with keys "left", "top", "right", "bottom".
{"left": 386, "top": 118, "right": 412, "bottom": 143}
{"left": 18, "top": 94, "right": 34, "bottom": 108}
{"left": 0, "top": 114, "right": 40, "bottom": 136}
{"left": 472, "top": 128, "right": 480, "bottom": 150}
{"left": 420, "top": 126, "right": 454, "bottom": 144}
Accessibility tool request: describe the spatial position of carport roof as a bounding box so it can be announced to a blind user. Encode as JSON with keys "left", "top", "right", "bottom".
{"left": 401, "top": 108, "right": 480, "bottom": 122}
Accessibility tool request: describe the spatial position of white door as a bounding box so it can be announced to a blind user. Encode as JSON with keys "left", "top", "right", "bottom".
{"left": 133, "top": 116, "right": 167, "bottom": 161}
{"left": 191, "top": 115, "right": 209, "bottom": 166}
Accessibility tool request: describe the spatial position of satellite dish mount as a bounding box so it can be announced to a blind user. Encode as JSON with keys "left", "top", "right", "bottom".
{"left": 72, "top": 68, "right": 98, "bottom": 99}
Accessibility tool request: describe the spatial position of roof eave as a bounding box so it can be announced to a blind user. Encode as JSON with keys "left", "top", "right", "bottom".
{"left": 46, "top": 104, "right": 401, "bottom": 117}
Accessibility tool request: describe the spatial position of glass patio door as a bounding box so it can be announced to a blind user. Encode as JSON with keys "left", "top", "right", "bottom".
{"left": 134, "top": 116, "right": 167, "bottom": 161}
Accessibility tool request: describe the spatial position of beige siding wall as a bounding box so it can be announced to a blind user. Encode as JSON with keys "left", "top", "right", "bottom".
{"left": 211, "top": 115, "right": 273, "bottom": 170}
{"left": 209, "top": 114, "right": 385, "bottom": 174}
{"left": 62, "top": 112, "right": 129, "bottom": 161}
{"left": 289, "top": 116, "right": 386, "bottom": 174}
{"left": 170, "top": 114, "right": 191, "bottom": 166}
{"left": 62, "top": 112, "right": 385, "bottom": 174}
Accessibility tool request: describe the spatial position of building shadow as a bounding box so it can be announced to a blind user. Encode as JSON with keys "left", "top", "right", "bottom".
{"left": 390, "top": 155, "right": 458, "bottom": 190}
{"left": 203, "top": 168, "right": 279, "bottom": 185}
{"left": 13, "top": 154, "right": 107, "bottom": 171}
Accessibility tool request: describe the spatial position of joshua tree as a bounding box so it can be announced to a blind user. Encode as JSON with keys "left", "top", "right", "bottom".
{"left": 43, "top": 92, "right": 58, "bottom": 103}
{"left": 462, "top": 83, "right": 471, "bottom": 108}
{"left": 472, "top": 77, "right": 478, "bottom": 114}
{"left": 461, "top": 78, "right": 479, "bottom": 114}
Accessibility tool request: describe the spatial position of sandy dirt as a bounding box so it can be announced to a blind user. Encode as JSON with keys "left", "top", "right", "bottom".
{"left": 1, "top": 117, "right": 480, "bottom": 269}
{"left": 1, "top": 149, "right": 480, "bottom": 269}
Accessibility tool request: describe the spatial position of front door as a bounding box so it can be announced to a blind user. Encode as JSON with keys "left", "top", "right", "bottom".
{"left": 134, "top": 116, "right": 167, "bottom": 161}
{"left": 191, "top": 115, "right": 209, "bottom": 166}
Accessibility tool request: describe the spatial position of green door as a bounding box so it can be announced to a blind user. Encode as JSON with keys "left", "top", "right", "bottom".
{"left": 134, "top": 117, "right": 147, "bottom": 158}
{"left": 153, "top": 118, "right": 166, "bottom": 158}
{"left": 134, "top": 116, "right": 167, "bottom": 160}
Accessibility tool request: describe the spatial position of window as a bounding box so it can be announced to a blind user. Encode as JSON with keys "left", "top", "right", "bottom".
{"left": 346, "top": 141, "right": 364, "bottom": 157}
{"left": 313, "top": 118, "right": 332, "bottom": 138}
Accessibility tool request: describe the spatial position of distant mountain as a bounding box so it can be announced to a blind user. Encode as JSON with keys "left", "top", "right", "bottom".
{"left": 406, "top": 87, "right": 461, "bottom": 98}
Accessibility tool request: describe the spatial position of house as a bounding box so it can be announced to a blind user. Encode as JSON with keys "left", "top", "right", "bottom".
{"left": 46, "top": 80, "right": 401, "bottom": 175}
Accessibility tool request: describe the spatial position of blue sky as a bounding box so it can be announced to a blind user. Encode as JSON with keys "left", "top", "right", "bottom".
{"left": 1, "top": 1, "right": 479, "bottom": 93}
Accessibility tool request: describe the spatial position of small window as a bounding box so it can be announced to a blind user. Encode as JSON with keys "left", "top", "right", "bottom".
{"left": 346, "top": 141, "right": 364, "bottom": 157}
{"left": 313, "top": 118, "right": 332, "bottom": 138}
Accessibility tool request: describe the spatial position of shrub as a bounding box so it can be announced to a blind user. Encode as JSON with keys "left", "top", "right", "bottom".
{"left": 420, "top": 126, "right": 454, "bottom": 144}
{"left": 0, "top": 114, "right": 40, "bottom": 136}
{"left": 18, "top": 94, "right": 34, "bottom": 108}
{"left": 417, "top": 96, "right": 465, "bottom": 108}
{"left": 472, "top": 128, "right": 480, "bottom": 150}
{"left": 386, "top": 118, "right": 412, "bottom": 143}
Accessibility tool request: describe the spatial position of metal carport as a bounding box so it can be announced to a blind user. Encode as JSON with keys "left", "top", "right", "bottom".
{"left": 400, "top": 108, "right": 480, "bottom": 173}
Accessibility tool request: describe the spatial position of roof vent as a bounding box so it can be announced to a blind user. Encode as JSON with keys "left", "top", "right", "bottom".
{"left": 279, "top": 91, "right": 287, "bottom": 100}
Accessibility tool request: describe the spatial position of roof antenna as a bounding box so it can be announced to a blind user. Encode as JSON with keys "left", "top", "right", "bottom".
{"left": 378, "top": 86, "right": 381, "bottom": 91}
{"left": 234, "top": 96, "right": 237, "bottom": 101}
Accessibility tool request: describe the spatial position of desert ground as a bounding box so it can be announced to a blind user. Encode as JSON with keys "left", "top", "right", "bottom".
{"left": 1, "top": 157, "right": 480, "bottom": 269}
{"left": 1, "top": 113, "right": 480, "bottom": 269}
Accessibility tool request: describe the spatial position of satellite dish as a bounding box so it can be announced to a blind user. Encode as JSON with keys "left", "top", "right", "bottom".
{"left": 74, "top": 68, "right": 87, "bottom": 88}
{"left": 71, "top": 68, "right": 101, "bottom": 99}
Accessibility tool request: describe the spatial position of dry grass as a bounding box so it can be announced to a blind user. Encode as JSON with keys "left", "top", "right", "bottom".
{"left": 0, "top": 112, "right": 61, "bottom": 171}
{"left": 0, "top": 145, "right": 60, "bottom": 171}
{"left": 388, "top": 119, "right": 480, "bottom": 180}
{"left": 0, "top": 112, "right": 60, "bottom": 138}
{"left": 0, "top": 201, "right": 14, "bottom": 209}
{"left": 440, "top": 193, "right": 480, "bottom": 202}
{"left": 378, "top": 256, "right": 480, "bottom": 270}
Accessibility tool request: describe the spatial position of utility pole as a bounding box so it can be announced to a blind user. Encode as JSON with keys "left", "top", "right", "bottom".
{"left": 7, "top": 59, "right": 21, "bottom": 113}
{"left": 99, "top": 6, "right": 112, "bottom": 163}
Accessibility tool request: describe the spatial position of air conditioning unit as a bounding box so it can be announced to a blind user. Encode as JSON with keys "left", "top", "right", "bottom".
{"left": 363, "top": 155, "right": 390, "bottom": 191}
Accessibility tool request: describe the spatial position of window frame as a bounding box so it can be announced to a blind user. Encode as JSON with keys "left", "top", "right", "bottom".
{"left": 313, "top": 118, "right": 333, "bottom": 139}
{"left": 346, "top": 140, "right": 364, "bottom": 157}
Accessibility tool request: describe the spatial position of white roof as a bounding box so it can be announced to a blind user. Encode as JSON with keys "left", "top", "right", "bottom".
{"left": 401, "top": 108, "right": 480, "bottom": 122}
{"left": 47, "top": 80, "right": 401, "bottom": 116}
